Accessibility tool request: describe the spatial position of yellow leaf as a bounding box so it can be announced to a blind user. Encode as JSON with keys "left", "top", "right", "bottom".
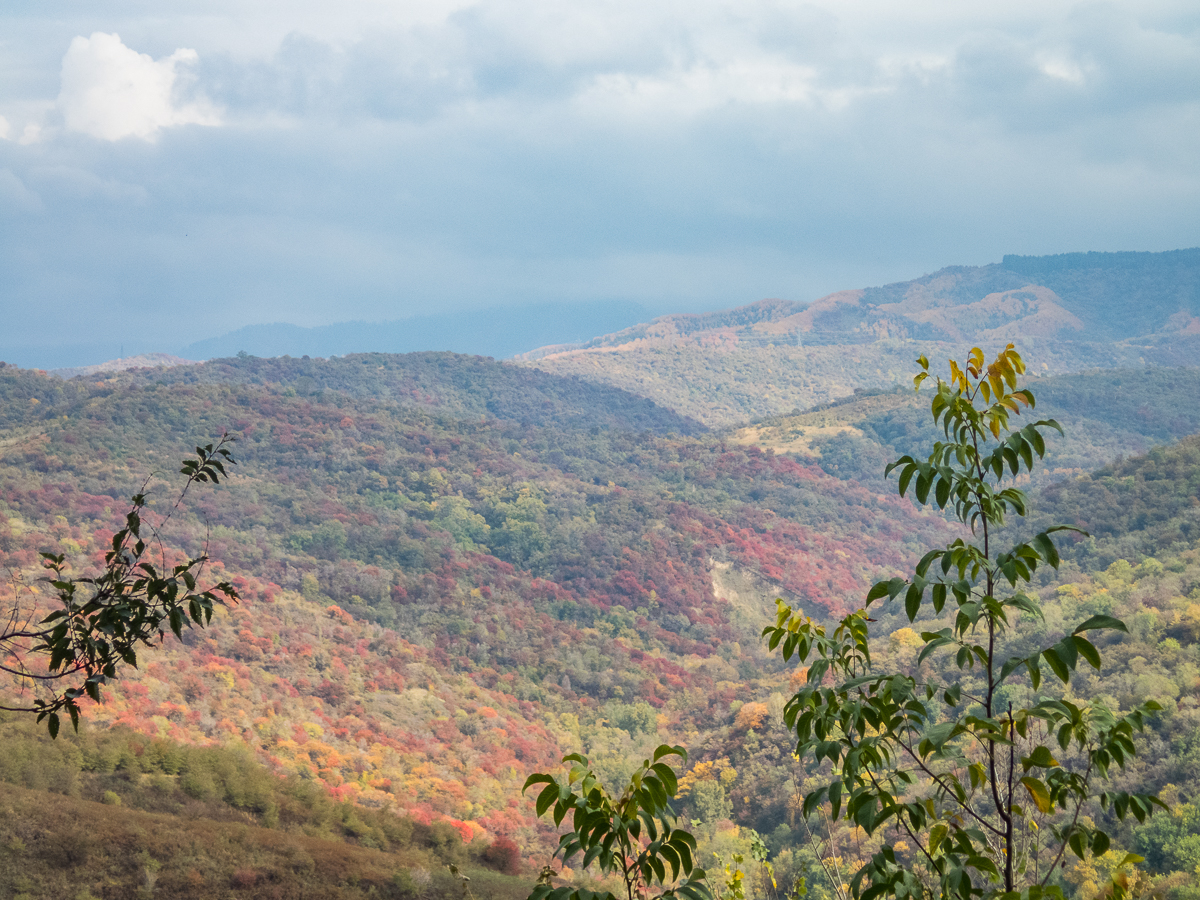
{"left": 1020, "top": 777, "right": 1052, "bottom": 813}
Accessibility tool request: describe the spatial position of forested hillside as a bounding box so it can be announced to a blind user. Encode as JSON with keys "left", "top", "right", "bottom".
{"left": 0, "top": 353, "right": 951, "bottom": 891}
{"left": 679, "top": 432, "right": 1200, "bottom": 900}
{"left": 3, "top": 351, "right": 1200, "bottom": 899}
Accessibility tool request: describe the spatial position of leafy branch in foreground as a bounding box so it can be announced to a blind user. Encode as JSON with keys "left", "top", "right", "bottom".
{"left": 523, "top": 745, "right": 710, "bottom": 900}
{"left": 764, "top": 346, "right": 1163, "bottom": 900}
{"left": 0, "top": 437, "right": 240, "bottom": 736}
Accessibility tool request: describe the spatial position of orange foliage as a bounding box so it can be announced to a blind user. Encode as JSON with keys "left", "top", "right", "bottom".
{"left": 734, "top": 701, "right": 769, "bottom": 732}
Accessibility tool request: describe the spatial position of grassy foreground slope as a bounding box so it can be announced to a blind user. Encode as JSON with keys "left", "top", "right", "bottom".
{"left": 0, "top": 720, "right": 527, "bottom": 900}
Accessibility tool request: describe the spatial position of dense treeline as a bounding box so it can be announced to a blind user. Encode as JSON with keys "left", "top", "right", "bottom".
{"left": 1032, "top": 434, "right": 1200, "bottom": 567}
{"left": 128, "top": 352, "right": 707, "bottom": 435}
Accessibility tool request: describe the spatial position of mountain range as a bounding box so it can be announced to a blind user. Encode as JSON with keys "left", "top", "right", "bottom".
{"left": 523, "top": 248, "right": 1200, "bottom": 426}
{"left": 3, "top": 247, "right": 1200, "bottom": 899}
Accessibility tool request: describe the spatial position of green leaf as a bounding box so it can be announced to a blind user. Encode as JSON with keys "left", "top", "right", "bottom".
{"left": 650, "top": 762, "right": 678, "bottom": 797}
{"left": 1026, "top": 426, "right": 1046, "bottom": 457}
{"left": 1072, "top": 635, "right": 1101, "bottom": 670}
{"left": 536, "top": 783, "right": 559, "bottom": 816}
{"left": 828, "top": 780, "right": 842, "bottom": 820}
{"left": 1074, "top": 615, "right": 1128, "bottom": 634}
{"left": 905, "top": 584, "right": 922, "bottom": 621}
{"left": 1016, "top": 436, "right": 1034, "bottom": 471}
{"left": 1069, "top": 830, "right": 1086, "bottom": 860}
{"left": 1027, "top": 654, "right": 1042, "bottom": 690}
{"left": 1022, "top": 745, "right": 1057, "bottom": 770}
{"left": 935, "top": 475, "right": 951, "bottom": 509}
{"left": 929, "top": 822, "right": 947, "bottom": 856}
{"left": 582, "top": 843, "right": 604, "bottom": 870}
{"left": 1031, "top": 532, "right": 1060, "bottom": 568}
{"left": 931, "top": 583, "right": 947, "bottom": 613}
{"left": 923, "top": 721, "right": 956, "bottom": 748}
{"left": 1043, "top": 647, "right": 1070, "bottom": 683}
{"left": 653, "top": 744, "right": 685, "bottom": 763}
{"left": 866, "top": 581, "right": 891, "bottom": 602}
{"left": 915, "top": 470, "right": 933, "bottom": 504}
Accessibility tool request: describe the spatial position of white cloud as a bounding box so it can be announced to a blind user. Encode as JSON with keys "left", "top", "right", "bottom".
{"left": 57, "top": 32, "right": 221, "bottom": 141}
{"left": 1038, "top": 57, "right": 1086, "bottom": 84}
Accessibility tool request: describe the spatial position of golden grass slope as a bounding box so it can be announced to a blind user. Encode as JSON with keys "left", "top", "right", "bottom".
{"left": 523, "top": 342, "right": 930, "bottom": 429}
{"left": 731, "top": 391, "right": 918, "bottom": 456}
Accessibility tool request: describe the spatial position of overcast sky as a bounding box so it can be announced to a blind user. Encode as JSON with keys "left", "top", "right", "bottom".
{"left": 2, "top": 0, "right": 1198, "bottom": 366}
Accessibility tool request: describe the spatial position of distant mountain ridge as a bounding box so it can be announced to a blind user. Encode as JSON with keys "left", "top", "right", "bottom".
{"left": 1001, "top": 248, "right": 1200, "bottom": 340}
{"left": 526, "top": 249, "right": 1200, "bottom": 355}
{"left": 179, "top": 300, "right": 659, "bottom": 363}
{"left": 523, "top": 249, "right": 1200, "bottom": 426}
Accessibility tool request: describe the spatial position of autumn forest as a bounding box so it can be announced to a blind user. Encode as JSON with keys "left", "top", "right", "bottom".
{"left": 2, "top": 254, "right": 1200, "bottom": 900}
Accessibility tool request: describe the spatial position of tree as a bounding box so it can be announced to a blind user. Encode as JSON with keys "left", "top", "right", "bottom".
{"left": 523, "top": 745, "right": 711, "bottom": 900}
{"left": 764, "top": 347, "right": 1163, "bottom": 900}
{"left": 0, "top": 438, "right": 240, "bottom": 737}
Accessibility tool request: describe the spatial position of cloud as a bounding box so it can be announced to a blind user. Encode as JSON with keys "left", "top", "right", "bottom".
{"left": 0, "top": 2, "right": 1198, "bottom": 368}
{"left": 58, "top": 32, "right": 221, "bottom": 141}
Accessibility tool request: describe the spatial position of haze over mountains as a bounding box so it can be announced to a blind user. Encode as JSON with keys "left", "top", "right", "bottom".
{"left": 175, "top": 301, "right": 661, "bottom": 367}
{"left": 49, "top": 248, "right": 1199, "bottom": 432}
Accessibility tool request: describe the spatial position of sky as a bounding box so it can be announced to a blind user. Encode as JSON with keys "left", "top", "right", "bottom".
{"left": 2, "top": 0, "right": 1199, "bottom": 367}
